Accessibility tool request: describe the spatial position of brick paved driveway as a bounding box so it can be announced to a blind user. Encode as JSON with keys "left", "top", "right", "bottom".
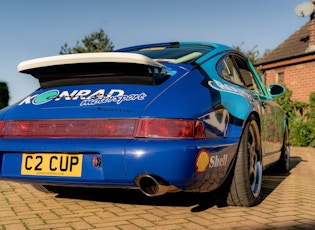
{"left": 0, "top": 147, "right": 314, "bottom": 230}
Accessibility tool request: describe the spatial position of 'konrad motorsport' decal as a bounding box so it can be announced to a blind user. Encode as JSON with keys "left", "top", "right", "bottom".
{"left": 19, "top": 89, "right": 147, "bottom": 106}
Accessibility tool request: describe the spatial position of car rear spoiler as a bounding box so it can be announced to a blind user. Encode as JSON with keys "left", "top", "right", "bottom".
{"left": 17, "top": 52, "right": 167, "bottom": 88}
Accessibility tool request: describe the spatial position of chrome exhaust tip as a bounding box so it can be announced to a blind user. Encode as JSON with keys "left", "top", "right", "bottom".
{"left": 135, "top": 174, "right": 170, "bottom": 197}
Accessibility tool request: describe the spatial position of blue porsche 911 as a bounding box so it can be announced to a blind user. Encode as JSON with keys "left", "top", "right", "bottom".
{"left": 0, "top": 42, "right": 290, "bottom": 206}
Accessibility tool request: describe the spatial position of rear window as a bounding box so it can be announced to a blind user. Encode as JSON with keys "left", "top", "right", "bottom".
{"left": 30, "top": 62, "right": 169, "bottom": 88}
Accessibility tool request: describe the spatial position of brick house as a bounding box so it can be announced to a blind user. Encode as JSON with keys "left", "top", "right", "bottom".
{"left": 256, "top": 20, "right": 315, "bottom": 102}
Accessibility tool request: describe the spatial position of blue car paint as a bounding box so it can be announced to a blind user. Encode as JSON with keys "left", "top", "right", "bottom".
{"left": 11, "top": 64, "right": 191, "bottom": 119}
{"left": 0, "top": 137, "right": 238, "bottom": 192}
{"left": 0, "top": 138, "right": 129, "bottom": 184}
{"left": 0, "top": 41, "right": 286, "bottom": 195}
{"left": 124, "top": 138, "right": 238, "bottom": 191}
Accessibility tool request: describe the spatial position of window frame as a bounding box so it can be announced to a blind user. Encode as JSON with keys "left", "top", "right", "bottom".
{"left": 216, "top": 54, "right": 246, "bottom": 87}
{"left": 276, "top": 71, "right": 285, "bottom": 84}
{"left": 216, "top": 52, "right": 267, "bottom": 97}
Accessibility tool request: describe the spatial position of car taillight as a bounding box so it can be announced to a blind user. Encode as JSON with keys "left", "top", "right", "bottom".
{"left": 0, "top": 121, "right": 4, "bottom": 137}
{"left": 0, "top": 119, "right": 136, "bottom": 138}
{"left": 135, "top": 118, "right": 205, "bottom": 139}
{"left": 0, "top": 118, "right": 205, "bottom": 139}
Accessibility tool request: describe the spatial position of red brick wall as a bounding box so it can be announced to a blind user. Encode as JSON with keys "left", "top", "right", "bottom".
{"left": 264, "top": 61, "right": 315, "bottom": 102}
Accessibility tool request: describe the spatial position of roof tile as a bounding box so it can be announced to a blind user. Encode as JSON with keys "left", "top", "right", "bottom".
{"left": 256, "top": 21, "right": 310, "bottom": 65}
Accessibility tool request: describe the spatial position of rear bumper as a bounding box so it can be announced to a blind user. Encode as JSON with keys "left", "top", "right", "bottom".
{"left": 0, "top": 137, "right": 238, "bottom": 193}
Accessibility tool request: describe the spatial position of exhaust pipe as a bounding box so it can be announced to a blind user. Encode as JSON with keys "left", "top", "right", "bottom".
{"left": 135, "top": 174, "right": 170, "bottom": 197}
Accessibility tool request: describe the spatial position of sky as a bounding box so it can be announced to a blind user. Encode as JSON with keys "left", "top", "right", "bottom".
{"left": 0, "top": 0, "right": 311, "bottom": 105}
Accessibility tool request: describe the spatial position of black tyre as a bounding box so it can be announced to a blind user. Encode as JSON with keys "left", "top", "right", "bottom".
{"left": 226, "top": 115, "right": 262, "bottom": 206}
{"left": 277, "top": 125, "right": 290, "bottom": 172}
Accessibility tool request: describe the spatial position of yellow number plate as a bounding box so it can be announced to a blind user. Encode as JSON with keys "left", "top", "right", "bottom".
{"left": 21, "top": 153, "right": 82, "bottom": 177}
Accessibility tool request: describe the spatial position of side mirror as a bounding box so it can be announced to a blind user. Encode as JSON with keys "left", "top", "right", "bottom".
{"left": 267, "top": 84, "right": 286, "bottom": 97}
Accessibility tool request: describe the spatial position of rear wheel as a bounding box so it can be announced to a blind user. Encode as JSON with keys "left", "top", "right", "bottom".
{"left": 226, "top": 115, "right": 262, "bottom": 206}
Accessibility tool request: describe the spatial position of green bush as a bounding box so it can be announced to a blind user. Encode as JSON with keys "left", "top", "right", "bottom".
{"left": 307, "top": 92, "right": 315, "bottom": 147}
{"left": 275, "top": 90, "right": 315, "bottom": 147}
{"left": 0, "top": 82, "right": 9, "bottom": 109}
{"left": 289, "top": 116, "right": 313, "bottom": 146}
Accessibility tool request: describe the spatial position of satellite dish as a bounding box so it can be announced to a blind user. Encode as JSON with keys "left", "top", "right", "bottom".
{"left": 294, "top": 2, "right": 314, "bottom": 17}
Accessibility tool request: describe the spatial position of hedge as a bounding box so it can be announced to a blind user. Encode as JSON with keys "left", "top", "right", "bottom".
{"left": 275, "top": 89, "right": 315, "bottom": 147}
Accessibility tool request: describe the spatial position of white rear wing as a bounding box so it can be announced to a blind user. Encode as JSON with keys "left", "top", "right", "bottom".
{"left": 18, "top": 52, "right": 165, "bottom": 73}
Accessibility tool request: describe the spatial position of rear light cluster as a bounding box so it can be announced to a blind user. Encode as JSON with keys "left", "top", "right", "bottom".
{"left": 0, "top": 118, "right": 205, "bottom": 139}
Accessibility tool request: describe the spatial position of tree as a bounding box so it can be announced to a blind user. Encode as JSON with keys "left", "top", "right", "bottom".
{"left": 60, "top": 28, "right": 114, "bottom": 54}
{"left": 260, "top": 49, "right": 271, "bottom": 60}
{"left": 233, "top": 42, "right": 260, "bottom": 64}
{"left": 233, "top": 42, "right": 273, "bottom": 65}
{"left": 0, "top": 82, "right": 9, "bottom": 109}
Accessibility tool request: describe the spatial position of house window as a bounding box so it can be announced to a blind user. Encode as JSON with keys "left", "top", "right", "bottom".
{"left": 277, "top": 72, "right": 285, "bottom": 83}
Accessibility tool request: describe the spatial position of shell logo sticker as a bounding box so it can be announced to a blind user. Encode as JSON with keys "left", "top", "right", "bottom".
{"left": 195, "top": 150, "right": 210, "bottom": 173}
{"left": 209, "top": 154, "right": 228, "bottom": 168}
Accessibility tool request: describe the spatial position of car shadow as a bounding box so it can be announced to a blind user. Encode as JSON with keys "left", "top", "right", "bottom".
{"left": 55, "top": 156, "right": 302, "bottom": 212}
{"left": 57, "top": 186, "right": 206, "bottom": 208}
{"left": 259, "top": 156, "right": 302, "bottom": 202}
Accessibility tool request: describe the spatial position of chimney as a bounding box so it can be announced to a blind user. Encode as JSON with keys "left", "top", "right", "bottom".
{"left": 310, "top": 16, "right": 315, "bottom": 47}
{"left": 308, "top": 1, "right": 315, "bottom": 51}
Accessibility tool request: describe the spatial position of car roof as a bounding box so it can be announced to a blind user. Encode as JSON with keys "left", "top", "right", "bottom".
{"left": 116, "top": 41, "right": 234, "bottom": 64}
{"left": 17, "top": 41, "right": 235, "bottom": 75}
{"left": 116, "top": 41, "right": 231, "bottom": 52}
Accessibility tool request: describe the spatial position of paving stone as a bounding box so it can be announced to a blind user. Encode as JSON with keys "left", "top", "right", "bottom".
{"left": 0, "top": 147, "right": 315, "bottom": 229}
